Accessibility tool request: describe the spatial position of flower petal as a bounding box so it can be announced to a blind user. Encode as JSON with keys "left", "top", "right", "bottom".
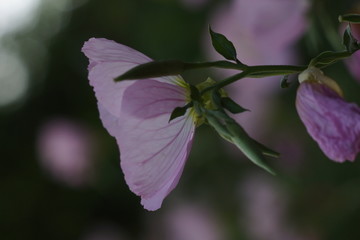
{"left": 82, "top": 38, "right": 151, "bottom": 117}
{"left": 82, "top": 38, "right": 151, "bottom": 70}
{"left": 98, "top": 80, "right": 195, "bottom": 210}
{"left": 83, "top": 38, "right": 196, "bottom": 210}
{"left": 82, "top": 38, "right": 184, "bottom": 118}
{"left": 120, "top": 80, "right": 195, "bottom": 210}
{"left": 296, "top": 82, "right": 360, "bottom": 162}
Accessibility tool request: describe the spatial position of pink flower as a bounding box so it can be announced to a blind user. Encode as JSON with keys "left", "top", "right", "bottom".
{"left": 82, "top": 38, "right": 196, "bottom": 211}
{"left": 344, "top": 23, "right": 360, "bottom": 82}
{"left": 296, "top": 67, "right": 360, "bottom": 162}
{"left": 163, "top": 202, "right": 225, "bottom": 240}
{"left": 207, "top": 0, "right": 309, "bottom": 137}
{"left": 37, "top": 119, "right": 95, "bottom": 187}
{"left": 240, "top": 173, "right": 319, "bottom": 240}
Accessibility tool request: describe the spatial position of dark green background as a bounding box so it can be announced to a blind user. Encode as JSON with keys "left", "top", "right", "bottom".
{"left": 2, "top": 0, "right": 360, "bottom": 239}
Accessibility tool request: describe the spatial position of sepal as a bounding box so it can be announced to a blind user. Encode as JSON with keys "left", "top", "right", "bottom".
{"left": 203, "top": 108, "right": 276, "bottom": 175}
{"left": 169, "top": 103, "right": 192, "bottom": 122}
{"left": 220, "top": 97, "right": 249, "bottom": 114}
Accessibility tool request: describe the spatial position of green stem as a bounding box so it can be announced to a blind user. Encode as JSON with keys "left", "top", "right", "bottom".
{"left": 201, "top": 71, "right": 249, "bottom": 94}
{"left": 247, "top": 65, "right": 307, "bottom": 75}
{"left": 200, "top": 46, "right": 360, "bottom": 95}
{"left": 200, "top": 64, "right": 306, "bottom": 94}
{"left": 184, "top": 61, "right": 247, "bottom": 71}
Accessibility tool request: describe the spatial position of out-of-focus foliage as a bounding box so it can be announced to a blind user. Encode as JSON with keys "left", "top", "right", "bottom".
{"left": 2, "top": 0, "right": 360, "bottom": 239}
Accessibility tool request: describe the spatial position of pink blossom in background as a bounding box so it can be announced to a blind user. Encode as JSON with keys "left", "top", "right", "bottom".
{"left": 82, "top": 38, "right": 196, "bottom": 211}
{"left": 240, "top": 173, "right": 318, "bottom": 240}
{"left": 344, "top": 23, "right": 360, "bottom": 82}
{"left": 163, "top": 202, "right": 225, "bottom": 240}
{"left": 346, "top": 50, "right": 360, "bottom": 81}
{"left": 296, "top": 67, "right": 360, "bottom": 162}
{"left": 207, "top": 0, "right": 309, "bottom": 137}
{"left": 272, "top": 132, "right": 306, "bottom": 171}
{"left": 37, "top": 119, "right": 95, "bottom": 187}
{"left": 143, "top": 201, "right": 225, "bottom": 240}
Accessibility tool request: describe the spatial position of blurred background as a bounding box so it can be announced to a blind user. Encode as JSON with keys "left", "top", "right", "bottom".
{"left": 2, "top": 0, "right": 360, "bottom": 239}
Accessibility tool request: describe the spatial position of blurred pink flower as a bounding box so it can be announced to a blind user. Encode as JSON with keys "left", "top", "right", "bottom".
{"left": 344, "top": 23, "right": 360, "bottom": 82}
{"left": 143, "top": 201, "right": 225, "bottom": 240}
{"left": 82, "top": 38, "right": 196, "bottom": 211}
{"left": 240, "top": 173, "right": 318, "bottom": 240}
{"left": 296, "top": 67, "right": 360, "bottom": 162}
{"left": 163, "top": 202, "right": 225, "bottom": 240}
{"left": 346, "top": 50, "right": 360, "bottom": 81}
{"left": 37, "top": 119, "right": 94, "bottom": 187}
{"left": 207, "top": 0, "right": 309, "bottom": 137}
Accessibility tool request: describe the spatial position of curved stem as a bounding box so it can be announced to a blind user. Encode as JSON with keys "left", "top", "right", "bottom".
{"left": 184, "top": 61, "right": 247, "bottom": 71}
{"left": 200, "top": 64, "right": 306, "bottom": 95}
{"left": 200, "top": 71, "right": 249, "bottom": 94}
{"left": 247, "top": 65, "right": 307, "bottom": 75}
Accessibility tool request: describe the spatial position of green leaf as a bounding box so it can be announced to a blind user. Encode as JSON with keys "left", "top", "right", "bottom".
{"left": 115, "top": 60, "right": 185, "bottom": 81}
{"left": 339, "top": 14, "right": 360, "bottom": 23}
{"left": 221, "top": 97, "right": 249, "bottom": 114}
{"left": 169, "top": 105, "right": 188, "bottom": 122}
{"left": 280, "top": 75, "right": 290, "bottom": 88}
{"left": 343, "top": 24, "right": 359, "bottom": 53}
{"left": 209, "top": 26, "right": 238, "bottom": 62}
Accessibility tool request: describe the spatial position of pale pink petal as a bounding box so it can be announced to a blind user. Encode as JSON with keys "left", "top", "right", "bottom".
{"left": 82, "top": 38, "right": 149, "bottom": 117}
{"left": 98, "top": 82, "right": 195, "bottom": 210}
{"left": 119, "top": 80, "right": 195, "bottom": 211}
{"left": 83, "top": 38, "right": 196, "bottom": 210}
{"left": 82, "top": 38, "right": 151, "bottom": 70}
{"left": 82, "top": 38, "right": 182, "bottom": 117}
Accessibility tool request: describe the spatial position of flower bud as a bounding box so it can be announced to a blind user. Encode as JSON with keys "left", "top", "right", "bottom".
{"left": 296, "top": 67, "right": 360, "bottom": 162}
